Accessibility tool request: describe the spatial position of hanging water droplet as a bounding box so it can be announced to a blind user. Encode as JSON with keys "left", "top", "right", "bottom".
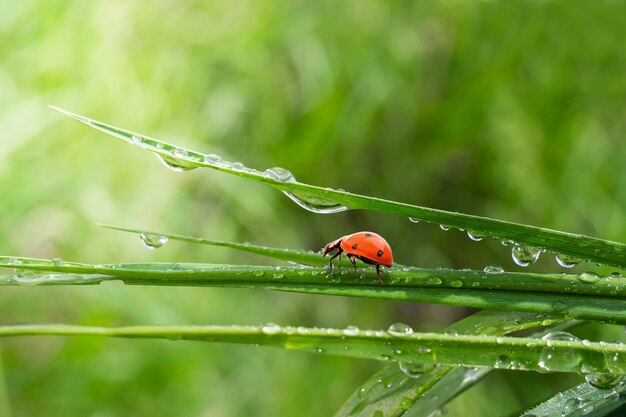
{"left": 398, "top": 362, "right": 434, "bottom": 378}
{"left": 409, "top": 217, "right": 420, "bottom": 223}
{"left": 577, "top": 271, "right": 600, "bottom": 284}
{"left": 511, "top": 244, "right": 542, "bottom": 267}
{"left": 156, "top": 154, "right": 198, "bottom": 172}
{"left": 263, "top": 167, "right": 296, "bottom": 183}
{"left": 585, "top": 373, "right": 623, "bottom": 389}
{"left": 610, "top": 272, "right": 623, "bottom": 278}
{"left": 439, "top": 225, "right": 450, "bottom": 231}
{"left": 282, "top": 191, "right": 348, "bottom": 214}
{"left": 388, "top": 323, "right": 414, "bottom": 337}
{"left": 555, "top": 253, "right": 582, "bottom": 268}
{"left": 467, "top": 231, "right": 484, "bottom": 241}
{"left": 484, "top": 265, "right": 504, "bottom": 274}
{"left": 538, "top": 332, "right": 582, "bottom": 372}
{"left": 262, "top": 322, "right": 281, "bottom": 335}
{"left": 139, "top": 233, "right": 169, "bottom": 250}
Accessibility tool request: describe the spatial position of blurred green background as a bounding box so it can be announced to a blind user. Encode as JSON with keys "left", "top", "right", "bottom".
{"left": 1, "top": 0, "right": 625, "bottom": 415}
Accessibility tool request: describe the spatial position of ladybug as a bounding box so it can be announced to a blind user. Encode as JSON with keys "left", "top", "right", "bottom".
{"left": 322, "top": 232, "right": 393, "bottom": 284}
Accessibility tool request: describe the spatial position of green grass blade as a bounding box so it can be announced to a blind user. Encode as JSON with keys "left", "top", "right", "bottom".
{"left": 521, "top": 379, "right": 626, "bottom": 417}
{"left": 50, "top": 106, "right": 626, "bottom": 268}
{"left": 0, "top": 323, "right": 624, "bottom": 375}
{"left": 2, "top": 256, "right": 626, "bottom": 324}
{"left": 336, "top": 311, "right": 570, "bottom": 417}
{"left": 98, "top": 224, "right": 325, "bottom": 266}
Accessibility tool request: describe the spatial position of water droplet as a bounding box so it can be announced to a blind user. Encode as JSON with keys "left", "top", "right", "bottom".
{"left": 156, "top": 154, "right": 198, "bottom": 172}
{"left": 343, "top": 325, "right": 360, "bottom": 336}
{"left": 254, "top": 270, "right": 264, "bottom": 277}
{"left": 562, "top": 397, "right": 582, "bottom": 413}
{"left": 495, "top": 355, "right": 511, "bottom": 369}
{"left": 610, "top": 272, "right": 623, "bottom": 278}
{"left": 511, "top": 244, "right": 542, "bottom": 267}
{"left": 263, "top": 167, "right": 297, "bottom": 183}
{"left": 8, "top": 258, "right": 21, "bottom": 265}
{"left": 139, "top": 233, "right": 169, "bottom": 250}
{"left": 604, "top": 351, "right": 626, "bottom": 374}
{"left": 585, "top": 373, "right": 623, "bottom": 389}
{"left": 538, "top": 332, "right": 582, "bottom": 372}
{"left": 450, "top": 280, "right": 463, "bottom": 288}
{"left": 439, "top": 225, "right": 450, "bottom": 231}
{"left": 484, "top": 265, "right": 504, "bottom": 274}
{"left": 555, "top": 254, "right": 582, "bottom": 268}
{"left": 51, "top": 258, "right": 64, "bottom": 266}
{"left": 388, "top": 323, "right": 414, "bottom": 337}
{"left": 379, "top": 355, "right": 391, "bottom": 361}
{"left": 409, "top": 217, "right": 420, "bottom": 223}
{"left": 315, "top": 347, "right": 325, "bottom": 353}
{"left": 427, "top": 276, "right": 443, "bottom": 285}
{"left": 262, "top": 323, "right": 281, "bottom": 335}
{"left": 467, "top": 231, "right": 483, "bottom": 241}
{"left": 399, "top": 362, "right": 434, "bottom": 378}
{"left": 204, "top": 153, "right": 223, "bottom": 163}
{"left": 578, "top": 271, "right": 600, "bottom": 284}
{"left": 282, "top": 191, "right": 348, "bottom": 214}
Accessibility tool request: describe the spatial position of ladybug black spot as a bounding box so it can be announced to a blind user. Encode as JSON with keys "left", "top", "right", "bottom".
{"left": 352, "top": 243, "right": 359, "bottom": 249}
{"left": 364, "top": 233, "right": 372, "bottom": 238}
{"left": 377, "top": 249, "right": 384, "bottom": 257}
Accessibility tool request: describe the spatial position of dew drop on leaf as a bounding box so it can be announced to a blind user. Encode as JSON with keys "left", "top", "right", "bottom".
{"left": 261, "top": 322, "right": 281, "bottom": 335}
{"left": 387, "top": 322, "right": 414, "bottom": 337}
{"left": 51, "top": 258, "right": 64, "bottom": 266}
{"left": 262, "top": 167, "right": 296, "bottom": 183}
{"left": 577, "top": 271, "right": 600, "bottom": 284}
{"left": 398, "top": 362, "right": 434, "bottom": 378}
{"left": 511, "top": 244, "right": 542, "bottom": 267}
{"left": 484, "top": 265, "right": 504, "bottom": 274}
{"left": 139, "top": 233, "right": 169, "bottom": 250}
{"left": 439, "top": 224, "right": 450, "bottom": 231}
{"left": 282, "top": 191, "right": 348, "bottom": 214}
{"left": 467, "top": 231, "right": 483, "bottom": 241}
{"left": 408, "top": 217, "right": 420, "bottom": 223}
{"left": 562, "top": 397, "right": 582, "bottom": 413}
{"left": 156, "top": 154, "right": 198, "bottom": 172}
{"left": 585, "top": 373, "right": 623, "bottom": 389}
{"left": 538, "top": 332, "right": 582, "bottom": 372}
{"left": 343, "top": 325, "right": 360, "bottom": 336}
{"left": 555, "top": 253, "right": 582, "bottom": 268}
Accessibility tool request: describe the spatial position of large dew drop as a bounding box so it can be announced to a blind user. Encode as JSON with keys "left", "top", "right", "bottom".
{"left": 156, "top": 153, "right": 199, "bottom": 172}
{"left": 139, "top": 233, "right": 169, "bottom": 250}
{"left": 282, "top": 191, "right": 348, "bottom": 214}
{"left": 511, "top": 244, "right": 542, "bottom": 267}
{"left": 538, "top": 332, "right": 582, "bottom": 372}
{"left": 483, "top": 265, "right": 504, "bottom": 274}
{"left": 577, "top": 271, "right": 600, "bottom": 284}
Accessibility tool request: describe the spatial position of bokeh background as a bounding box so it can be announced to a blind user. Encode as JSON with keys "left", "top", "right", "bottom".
{"left": 1, "top": 0, "right": 626, "bottom": 416}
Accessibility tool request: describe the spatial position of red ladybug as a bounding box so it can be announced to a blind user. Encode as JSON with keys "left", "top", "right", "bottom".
{"left": 322, "top": 232, "right": 393, "bottom": 284}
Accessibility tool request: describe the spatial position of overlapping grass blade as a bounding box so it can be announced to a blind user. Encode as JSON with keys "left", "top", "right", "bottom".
{"left": 50, "top": 106, "right": 626, "bottom": 268}
{"left": 2, "top": 256, "right": 626, "bottom": 323}
{"left": 98, "top": 224, "right": 325, "bottom": 267}
{"left": 521, "top": 379, "right": 626, "bottom": 417}
{"left": 335, "top": 310, "right": 571, "bottom": 417}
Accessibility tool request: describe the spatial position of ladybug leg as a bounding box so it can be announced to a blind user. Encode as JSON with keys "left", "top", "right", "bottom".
{"left": 327, "top": 251, "right": 342, "bottom": 271}
{"left": 374, "top": 264, "right": 383, "bottom": 284}
{"left": 348, "top": 255, "right": 357, "bottom": 272}
{"left": 337, "top": 252, "right": 342, "bottom": 268}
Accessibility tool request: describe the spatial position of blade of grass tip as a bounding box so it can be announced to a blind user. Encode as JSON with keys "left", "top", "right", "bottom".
{"left": 2, "top": 323, "right": 624, "bottom": 374}
{"left": 50, "top": 106, "right": 626, "bottom": 269}
{"left": 3, "top": 256, "right": 626, "bottom": 324}
{"left": 335, "top": 310, "right": 569, "bottom": 417}
{"left": 97, "top": 224, "right": 326, "bottom": 267}
{"left": 521, "top": 378, "right": 626, "bottom": 417}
